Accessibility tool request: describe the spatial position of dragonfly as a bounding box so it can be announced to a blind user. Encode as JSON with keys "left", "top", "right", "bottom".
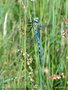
{"left": 32, "top": 17, "right": 42, "bottom": 65}
{"left": 27, "top": 17, "right": 49, "bottom": 65}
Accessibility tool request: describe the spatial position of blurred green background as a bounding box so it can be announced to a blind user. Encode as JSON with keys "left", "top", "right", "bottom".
{"left": 0, "top": 0, "right": 68, "bottom": 90}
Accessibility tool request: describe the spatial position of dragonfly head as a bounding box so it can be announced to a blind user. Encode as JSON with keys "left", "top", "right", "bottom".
{"left": 33, "top": 17, "right": 39, "bottom": 23}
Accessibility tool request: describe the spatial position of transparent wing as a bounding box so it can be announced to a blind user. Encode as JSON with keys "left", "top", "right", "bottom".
{"left": 39, "top": 22, "right": 50, "bottom": 31}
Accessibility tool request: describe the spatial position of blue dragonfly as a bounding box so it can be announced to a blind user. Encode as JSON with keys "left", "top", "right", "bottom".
{"left": 27, "top": 17, "right": 49, "bottom": 65}
{"left": 27, "top": 17, "right": 50, "bottom": 88}
{"left": 32, "top": 17, "right": 42, "bottom": 65}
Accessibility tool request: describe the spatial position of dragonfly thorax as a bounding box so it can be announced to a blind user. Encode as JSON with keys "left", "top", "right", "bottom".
{"left": 33, "top": 23, "right": 40, "bottom": 33}
{"left": 33, "top": 18, "right": 40, "bottom": 33}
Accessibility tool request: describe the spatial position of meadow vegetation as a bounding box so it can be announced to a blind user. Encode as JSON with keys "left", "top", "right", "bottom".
{"left": 0, "top": 0, "right": 68, "bottom": 90}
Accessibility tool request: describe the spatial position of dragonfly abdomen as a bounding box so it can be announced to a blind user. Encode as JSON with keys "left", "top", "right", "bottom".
{"left": 37, "top": 37, "right": 42, "bottom": 65}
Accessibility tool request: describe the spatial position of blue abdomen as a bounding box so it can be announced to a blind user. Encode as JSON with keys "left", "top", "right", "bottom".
{"left": 35, "top": 33, "right": 42, "bottom": 64}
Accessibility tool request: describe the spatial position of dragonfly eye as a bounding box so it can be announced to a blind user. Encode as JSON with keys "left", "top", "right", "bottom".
{"left": 33, "top": 17, "right": 39, "bottom": 23}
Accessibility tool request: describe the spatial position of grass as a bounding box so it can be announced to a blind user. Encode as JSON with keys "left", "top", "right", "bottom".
{"left": 0, "top": 0, "right": 68, "bottom": 90}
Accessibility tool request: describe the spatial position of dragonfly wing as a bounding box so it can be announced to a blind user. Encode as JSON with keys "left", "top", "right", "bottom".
{"left": 40, "top": 22, "right": 50, "bottom": 31}
{"left": 27, "top": 26, "right": 33, "bottom": 33}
